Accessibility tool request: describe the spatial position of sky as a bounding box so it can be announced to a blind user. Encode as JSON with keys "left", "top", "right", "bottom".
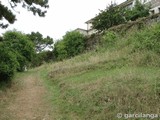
{"left": 0, "top": 0, "right": 125, "bottom": 40}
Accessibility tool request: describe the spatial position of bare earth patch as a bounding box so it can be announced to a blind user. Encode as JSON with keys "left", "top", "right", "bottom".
{"left": 7, "top": 73, "right": 53, "bottom": 120}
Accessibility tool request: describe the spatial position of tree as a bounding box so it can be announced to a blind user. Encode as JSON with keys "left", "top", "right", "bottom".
{"left": 27, "top": 32, "right": 53, "bottom": 53}
{"left": 3, "top": 30, "right": 35, "bottom": 71}
{"left": 92, "top": 2, "right": 126, "bottom": 32}
{"left": 54, "top": 40, "right": 68, "bottom": 61}
{"left": 92, "top": 0, "right": 150, "bottom": 32}
{"left": 31, "top": 50, "right": 55, "bottom": 67}
{"left": 0, "top": 0, "right": 49, "bottom": 28}
{"left": 125, "top": 0, "right": 150, "bottom": 21}
{"left": 63, "top": 31, "right": 85, "bottom": 57}
{"left": 0, "top": 43, "right": 18, "bottom": 81}
{"left": 53, "top": 31, "right": 85, "bottom": 60}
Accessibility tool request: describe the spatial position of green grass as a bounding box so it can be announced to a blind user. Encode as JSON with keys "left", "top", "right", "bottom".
{"left": 42, "top": 23, "right": 160, "bottom": 120}
{"left": 39, "top": 23, "right": 160, "bottom": 119}
{"left": 43, "top": 65, "right": 160, "bottom": 120}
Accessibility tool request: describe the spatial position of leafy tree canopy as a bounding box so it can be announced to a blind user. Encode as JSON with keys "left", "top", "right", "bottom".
{"left": 3, "top": 30, "right": 35, "bottom": 71}
{"left": 53, "top": 31, "right": 85, "bottom": 61}
{"left": 92, "top": 0, "right": 150, "bottom": 32}
{"left": 63, "top": 31, "right": 85, "bottom": 57}
{"left": 0, "top": 0, "right": 49, "bottom": 28}
{"left": 0, "top": 43, "right": 18, "bottom": 81}
{"left": 54, "top": 40, "right": 68, "bottom": 61}
{"left": 92, "top": 2, "right": 125, "bottom": 32}
{"left": 27, "top": 32, "right": 53, "bottom": 53}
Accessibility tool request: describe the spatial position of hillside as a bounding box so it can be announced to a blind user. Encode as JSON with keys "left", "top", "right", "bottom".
{"left": 43, "top": 22, "right": 160, "bottom": 119}
{"left": 0, "top": 22, "right": 160, "bottom": 120}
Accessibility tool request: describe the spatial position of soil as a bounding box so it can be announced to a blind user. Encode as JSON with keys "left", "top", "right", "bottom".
{"left": 6, "top": 72, "right": 53, "bottom": 120}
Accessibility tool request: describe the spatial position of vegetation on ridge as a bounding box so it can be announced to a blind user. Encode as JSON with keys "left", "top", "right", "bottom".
{"left": 92, "top": 0, "right": 150, "bottom": 32}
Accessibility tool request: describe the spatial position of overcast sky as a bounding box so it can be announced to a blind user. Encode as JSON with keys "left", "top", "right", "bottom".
{"left": 0, "top": 0, "right": 125, "bottom": 40}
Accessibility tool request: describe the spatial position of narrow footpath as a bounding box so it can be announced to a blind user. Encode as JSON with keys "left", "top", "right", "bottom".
{"left": 6, "top": 71, "right": 53, "bottom": 120}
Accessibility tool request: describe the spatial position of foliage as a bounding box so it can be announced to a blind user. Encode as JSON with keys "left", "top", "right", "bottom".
{"left": 0, "top": 0, "right": 49, "bottom": 28}
{"left": 31, "top": 51, "right": 55, "bottom": 67}
{"left": 92, "top": 0, "right": 150, "bottom": 32}
{"left": 125, "top": 0, "right": 150, "bottom": 21}
{"left": 0, "top": 36, "right": 3, "bottom": 41}
{"left": 92, "top": 3, "right": 126, "bottom": 32}
{"left": 102, "top": 31, "right": 118, "bottom": 48}
{"left": 54, "top": 40, "right": 68, "bottom": 61}
{"left": 0, "top": 43, "right": 18, "bottom": 81}
{"left": 131, "top": 23, "right": 160, "bottom": 54}
{"left": 27, "top": 32, "right": 54, "bottom": 67}
{"left": 63, "top": 31, "right": 85, "bottom": 57}
{"left": 3, "top": 31, "right": 35, "bottom": 71}
{"left": 54, "top": 31, "right": 85, "bottom": 61}
{"left": 27, "top": 32, "right": 53, "bottom": 53}
{"left": 0, "top": 3, "right": 15, "bottom": 28}
{"left": 0, "top": 30, "right": 54, "bottom": 81}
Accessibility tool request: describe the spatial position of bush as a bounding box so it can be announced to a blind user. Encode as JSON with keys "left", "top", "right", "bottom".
{"left": 31, "top": 51, "right": 55, "bottom": 67}
{"left": 132, "top": 24, "right": 160, "bottom": 54}
{"left": 54, "top": 31, "right": 85, "bottom": 60}
{"left": 64, "top": 31, "right": 85, "bottom": 57}
{"left": 101, "top": 31, "right": 118, "bottom": 48}
{"left": 0, "top": 44, "right": 18, "bottom": 81}
{"left": 3, "top": 31, "right": 35, "bottom": 71}
{"left": 54, "top": 40, "right": 68, "bottom": 61}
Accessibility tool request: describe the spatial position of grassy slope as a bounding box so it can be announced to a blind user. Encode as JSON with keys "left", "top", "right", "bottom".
{"left": 43, "top": 23, "right": 159, "bottom": 120}
{"left": 0, "top": 23, "right": 159, "bottom": 119}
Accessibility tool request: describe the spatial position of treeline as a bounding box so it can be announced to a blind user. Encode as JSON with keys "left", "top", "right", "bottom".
{"left": 0, "top": 30, "right": 87, "bottom": 82}
{"left": 0, "top": 30, "right": 54, "bottom": 82}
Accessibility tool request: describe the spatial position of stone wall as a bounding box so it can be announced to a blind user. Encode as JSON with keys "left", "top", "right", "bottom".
{"left": 108, "top": 13, "right": 160, "bottom": 33}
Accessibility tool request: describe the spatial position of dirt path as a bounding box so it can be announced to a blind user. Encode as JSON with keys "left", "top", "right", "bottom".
{"left": 7, "top": 72, "right": 53, "bottom": 120}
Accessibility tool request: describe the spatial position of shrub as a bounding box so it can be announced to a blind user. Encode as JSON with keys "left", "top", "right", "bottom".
{"left": 54, "top": 31, "right": 85, "bottom": 60}
{"left": 101, "top": 31, "right": 118, "bottom": 48}
{"left": 31, "top": 51, "right": 55, "bottom": 67}
{"left": 3, "top": 31, "right": 35, "bottom": 71}
{"left": 54, "top": 40, "right": 68, "bottom": 61}
{"left": 132, "top": 24, "right": 160, "bottom": 54}
{"left": 63, "top": 31, "right": 85, "bottom": 57}
{"left": 0, "top": 44, "right": 18, "bottom": 81}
